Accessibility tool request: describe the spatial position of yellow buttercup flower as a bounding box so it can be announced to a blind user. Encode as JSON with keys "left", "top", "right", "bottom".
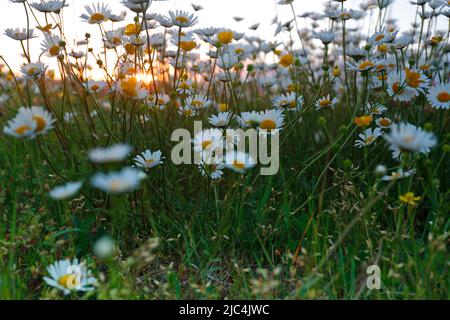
{"left": 399, "top": 192, "right": 421, "bottom": 206}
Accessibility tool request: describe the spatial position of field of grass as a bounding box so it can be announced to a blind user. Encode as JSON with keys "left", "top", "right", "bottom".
{"left": 0, "top": 0, "right": 448, "bottom": 300}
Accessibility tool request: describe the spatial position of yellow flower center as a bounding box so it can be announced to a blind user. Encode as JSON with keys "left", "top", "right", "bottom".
{"left": 15, "top": 125, "right": 31, "bottom": 135}
{"left": 354, "top": 115, "right": 373, "bottom": 127}
{"left": 90, "top": 13, "right": 105, "bottom": 23}
{"left": 319, "top": 99, "right": 331, "bottom": 108}
{"left": 49, "top": 45, "right": 60, "bottom": 56}
{"left": 279, "top": 54, "right": 294, "bottom": 67}
{"left": 232, "top": 160, "right": 245, "bottom": 170}
{"left": 375, "top": 34, "right": 385, "bottom": 42}
{"left": 358, "top": 61, "right": 374, "bottom": 70}
{"left": 218, "top": 31, "right": 233, "bottom": 44}
{"left": 202, "top": 140, "right": 212, "bottom": 149}
{"left": 437, "top": 91, "right": 450, "bottom": 103}
{"left": 33, "top": 115, "right": 46, "bottom": 132}
{"left": 379, "top": 118, "right": 391, "bottom": 127}
{"left": 120, "top": 77, "right": 138, "bottom": 97}
{"left": 259, "top": 119, "right": 277, "bottom": 130}
{"left": 176, "top": 16, "right": 189, "bottom": 24}
{"left": 27, "top": 68, "right": 37, "bottom": 76}
{"left": 180, "top": 41, "right": 196, "bottom": 51}
{"left": 191, "top": 100, "right": 203, "bottom": 108}
{"left": 405, "top": 69, "right": 423, "bottom": 88}
{"left": 90, "top": 84, "right": 100, "bottom": 92}
{"left": 57, "top": 274, "right": 80, "bottom": 289}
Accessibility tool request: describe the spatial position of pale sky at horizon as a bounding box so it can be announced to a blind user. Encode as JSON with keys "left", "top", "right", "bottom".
{"left": 0, "top": 0, "right": 447, "bottom": 75}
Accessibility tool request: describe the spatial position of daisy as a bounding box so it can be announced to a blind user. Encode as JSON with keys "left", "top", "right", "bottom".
{"left": 88, "top": 143, "right": 131, "bottom": 163}
{"left": 258, "top": 109, "right": 284, "bottom": 134}
{"left": 312, "top": 29, "right": 336, "bottom": 45}
{"left": 238, "top": 111, "right": 261, "bottom": 128}
{"left": 427, "top": 82, "right": 450, "bottom": 109}
{"left": 347, "top": 60, "right": 376, "bottom": 72}
{"left": 41, "top": 34, "right": 63, "bottom": 57}
{"left": 272, "top": 92, "right": 303, "bottom": 111}
{"left": 404, "top": 68, "right": 430, "bottom": 94}
{"left": 166, "top": 10, "right": 198, "bottom": 28}
{"left": 49, "top": 181, "right": 83, "bottom": 200}
{"left": 91, "top": 167, "right": 145, "bottom": 194}
{"left": 381, "top": 169, "right": 416, "bottom": 181}
{"left": 208, "top": 112, "right": 233, "bottom": 127}
{"left": 3, "top": 111, "right": 37, "bottom": 139}
{"left": 80, "top": 3, "right": 111, "bottom": 24}
{"left": 376, "top": 117, "right": 393, "bottom": 128}
{"left": 186, "top": 93, "right": 212, "bottom": 110}
{"left": 31, "top": 0, "right": 68, "bottom": 13}
{"left": 192, "top": 128, "right": 224, "bottom": 153}
{"left": 367, "top": 103, "right": 388, "bottom": 115}
{"left": 225, "top": 151, "right": 256, "bottom": 173}
{"left": 368, "top": 28, "right": 397, "bottom": 46}
{"left": 4, "top": 28, "right": 36, "bottom": 41}
{"left": 43, "top": 258, "right": 96, "bottom": 295}
{"left": 198, "top": 153, "right": 225, "bottom": 180}
{"left": 117, "top": 77, "right": 148, "bottom": 99}
{"left": 316, "top": 95, "right": 338, "bottom": 110}
{"left": 18, "top": 106, "right": 56, "bottom": 135}
{"left": 354, "top": 127, "right": 383, "bottom": 148}
{"left": 121, "top": 0, "right": 150, "bottom": 13}
{"left": 21, "top": 62, "right": 47, "bottom": 79}
{"left": 134, "top": 149, "right": 164, "bottom": 169}
{"left": 386, "top": 72, "right": 417, "bottom": 102}
{"left": 83, "top": 80, "right": 107, "bottom": 94}
{"left": 217, "top": 52, "right": 239, "bottom": 70}
{"left": 384, "top": 122, "right": 437, "bottom": 159}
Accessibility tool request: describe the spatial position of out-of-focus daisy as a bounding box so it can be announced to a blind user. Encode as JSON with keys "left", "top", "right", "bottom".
{"left": 381, "top": 168, "right": 416, "bottom": 181}
{"left": 347, "top": 60, "right": 376, "bottom": 72}
{"left": 91, "top": 167, "right": 145, "bottom": 194}
{"left": 4, "top": 28, "right": 36, "bottom": 41}
{"left": 354, "top": 127, "right": 383, "bottom": 148}
{"left": 134, "top": 149, "right": 164, "bottom": 169}
{"left": 427, "top": 82, "right": 450, "bottom": 109}
{"left": 117, "top": 77, "right": 148, "bottom": 99}
{"left": 386, "top": 72, "right": 417, "bottom": 102}
{"left": 384, "top": 122, "right": 437, "bottom": 159}
{"left": 217, "top": 52, "right": 239, "bottom": 70}
{"left": 376, "top": 117, "right": 393, "bottom": 128}
{"left": 238, "top": 111, "right": 261, "bottom": 128}
{"left": 43, "top": 258, "right": 96, "bottom": 295}
{"left": 312, "top": 29, "right": 336, "bottom": 45}
{"left": 93, "top": 236, "right": 115, "bottom": 258}
{"left": 404, "top": 68, "right": 430, "bottom": 93}
{"left": 80, "top": 3, "right": 111, "bottom": 24}
{"left": 88, "top": 143, "right": 131, "bottom": 163}
{"left": 367, "top": 103, "right": 387, "bottom": 115}
{"left": 49, "top": 181, "right": 83, "bottom": 200}
{"left": 21, "top": 62, "right": 47, "bottom": 79}
{"left": 198, "top": 153, "right": 225, "bottom": 180}
{"left": 225, "top": 151, "right": 255, "bottom": 173}
{"left": 31, "top": 0, "right": 68, "bottom": 13}
{"left": 83, "top": 80, "right": 107, "bottom": 94}
{"left": 18, "top": 106, "right": 56, "bottom": 135}
{"left": 315, "top": 95, "right": 338, "bottom": 110}
{"left": 209, "top": 112, "right": 233, "bottom": 127}
{"left": 272, "top": 92, "right": 303, "bottom": 111}
{"left": 3, "top": 111, "right": 37, "bottom": 139}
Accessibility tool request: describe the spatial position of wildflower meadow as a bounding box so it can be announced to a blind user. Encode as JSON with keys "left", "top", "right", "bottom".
{"left": 0, "top": 0, "right": 448, "bottom": 301}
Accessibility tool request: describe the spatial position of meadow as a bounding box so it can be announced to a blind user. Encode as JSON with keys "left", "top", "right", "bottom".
{"left": 0, "top": 0, "right": 448, "bottom": 300}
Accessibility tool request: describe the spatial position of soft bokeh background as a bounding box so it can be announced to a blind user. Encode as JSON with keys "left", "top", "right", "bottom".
{"left": 0, "top": 0, "right": 447, "bottom": 75}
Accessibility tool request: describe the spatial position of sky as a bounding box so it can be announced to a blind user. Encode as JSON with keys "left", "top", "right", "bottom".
{"left": 0, "top": 0, "right": 447, "bottom": 75}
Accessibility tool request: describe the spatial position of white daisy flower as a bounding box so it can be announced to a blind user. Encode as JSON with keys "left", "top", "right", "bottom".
{"left": 381, "top": 169, "right": 416, "bottom": 181}
{"left": 384, "top": 122, "right": 437, "bottom": 160}
{"left": 43, "top": 258, "right": 96, "bottom": 295}
{"left": 17, "top": 106, "right": 56, "bottom": 135}
{"left": 376, "top": 117, "right": 393, "bottom": 128}
{"left": 91, "top": 167, "right": 145, "bottom": 194}
{"left": 21, "top": 62, "right": 47, "bottom": 79}
{"left": 427, "top": 82, "right": 450, "bottom": 109}
{"left": 165, "top": 10, "right": 198, "bottom": 28}
{"left": 258, "top": 109, "right": 284, "bottom": 134}
{"left": 83, "top": 80, "right": 107, "bottom": 94}
{"left": 31, "top": 0, "right": 68, "bottom": 13}
{"left": 134, "top": 149, "right": 164, "bottom": 169}
{"left": 354, "top": 127, "right": 383, "bottom": 148}
{"left": 225, "top": 151, "right": 256, "bottom": 173}
{"left": 88, "top": 144, "right": 131, "bottom": 163}
{"left": 272, "top": 92, "right": 304, "bottom": 111}
{"left": 186, "top": 93, "right": 212, "bottom": 110}
{"left": 3, "top": 110, "right": 37, "bottom": 139}
{"left": 4, "top": 28, "right": 37, "bottom": 41}
{"left": 315, "top": 95, "right": 338, "bottom": 110}
{"left": 208, "top": 112, "right": 233, "bottom": 127}
{"left": 80, "top": 3, "right": 111, "bottom": 24}
{"left": 386, "top": 72, "right": 417, "bottom": 102}
{"left": 238, "top": 111, "right": 261, "bottom": 128}
{"left": 49, "top": 181, "right": 83, "bottom": 200}
{"left": 192, "top": 128, "right": 224, "bottom": 153}
{"left": 41, "top": 34, "right": 64, "bottom": 57}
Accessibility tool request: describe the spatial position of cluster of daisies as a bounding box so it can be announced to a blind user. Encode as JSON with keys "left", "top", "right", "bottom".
{"left": 1, "top": 0, "right": 448, "bottom": 295}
